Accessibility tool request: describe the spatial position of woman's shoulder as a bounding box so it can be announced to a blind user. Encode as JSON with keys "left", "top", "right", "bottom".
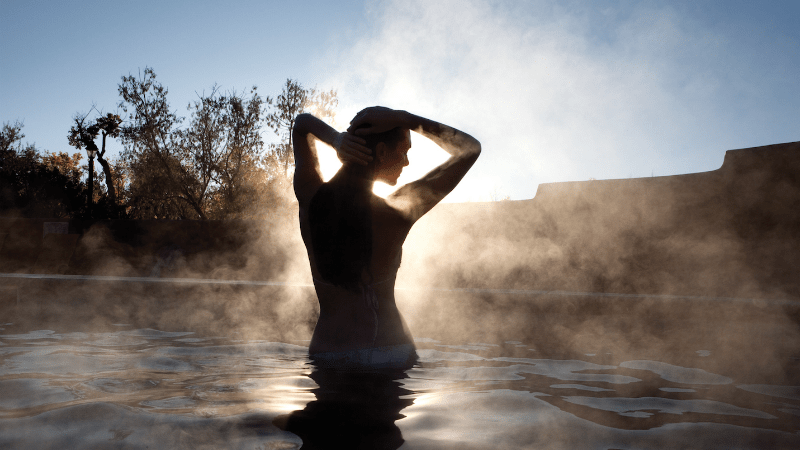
{"left": 372, "top": 194, "right": 413, "bottom": 224}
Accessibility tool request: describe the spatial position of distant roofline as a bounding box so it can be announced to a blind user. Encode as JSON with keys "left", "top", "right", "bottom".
{"left": 530, "top": 140, "right": 800, "bottom": 201}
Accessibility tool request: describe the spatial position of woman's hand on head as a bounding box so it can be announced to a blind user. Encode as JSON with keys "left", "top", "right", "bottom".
{"left": 348, "top": 106, "right": 404, "bottom": 135}
{"left": 334, "top": 132, "right": 372, "bottom": 166}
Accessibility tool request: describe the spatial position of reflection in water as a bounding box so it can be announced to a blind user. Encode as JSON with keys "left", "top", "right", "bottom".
{"left": 0, "top": 327, "right": 798, "bottom": 449}
{"left": 273, "top": 368, "right": 414, "bottom": 449}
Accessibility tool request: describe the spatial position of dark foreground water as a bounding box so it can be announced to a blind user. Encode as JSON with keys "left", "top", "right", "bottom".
{"left": 1, "top": 323, "right": 798, "bottom": 449}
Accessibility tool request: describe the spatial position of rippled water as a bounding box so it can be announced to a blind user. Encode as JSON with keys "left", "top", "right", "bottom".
{"left": 1, "top": 326, "right": 798, "bottom": 449}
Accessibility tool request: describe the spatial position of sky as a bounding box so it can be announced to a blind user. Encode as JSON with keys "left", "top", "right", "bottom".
{"left": 2, "top": 0, "right": 799, "bottom": 202}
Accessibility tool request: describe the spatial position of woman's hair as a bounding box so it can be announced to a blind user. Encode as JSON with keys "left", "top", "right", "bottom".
{"left": 309, "top": 125, "right": 406, "bottom": 291}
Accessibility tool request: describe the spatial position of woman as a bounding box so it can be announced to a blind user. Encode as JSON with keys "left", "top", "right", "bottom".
{"left": 292, "top": 106, "right": 480, "bottom": 369}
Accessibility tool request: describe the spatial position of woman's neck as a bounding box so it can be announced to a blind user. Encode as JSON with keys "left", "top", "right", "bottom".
{"left": 339, "top": 163, "right": 376, "bottom": 190}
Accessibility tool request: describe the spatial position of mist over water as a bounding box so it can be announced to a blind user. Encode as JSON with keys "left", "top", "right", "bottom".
{"left": 3, "top": 142, "right": 799, "bottom": 358}
{"left": 0, "top": 327, "right": 798, "bottom": 449}
{"left": 1, "top": 141, "right": 799, "bottom": 447}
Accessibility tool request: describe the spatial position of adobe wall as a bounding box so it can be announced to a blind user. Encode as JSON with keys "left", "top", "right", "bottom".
{"left": 405, "top": 141, "right": 800, "bottom": 299}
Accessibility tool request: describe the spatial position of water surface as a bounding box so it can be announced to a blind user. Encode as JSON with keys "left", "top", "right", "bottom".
{"left": 0, "top": 325, "right": 798, "bottom": 449}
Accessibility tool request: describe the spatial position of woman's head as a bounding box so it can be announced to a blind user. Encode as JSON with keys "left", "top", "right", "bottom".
{"left": 351, "top": 125, "right": 411, "bottom": 186}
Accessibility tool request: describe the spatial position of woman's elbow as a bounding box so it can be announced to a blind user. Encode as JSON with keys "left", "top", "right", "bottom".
{"left": 460, "top": 141, "right": 480, "bottom": 165}
{"left": 293, "top": 113, "right": 314, "bottom": 138}
{"left": 294, "top": 113, "right": 312, "bottom": 128}
{"left": 470, "top": 139, "right": 482, "bottom": 158}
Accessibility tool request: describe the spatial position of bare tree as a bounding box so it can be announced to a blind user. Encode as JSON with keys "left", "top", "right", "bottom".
{"left": 117, "top": 68, "right": 270, "bottom": 219}
{"left": 0, "top": 121, "right": 25, "bottom": 153}
{"left": 118, "top": 68, "right": 200, "bottom": 218}
{"left": 265, "top": 79, "right": 338, "bottom": 180}
{"left": 68, "top": 111, "right": 123, "bottom": 209}
{"left": 177, "top": 85, "right": 269, "bottom": 218}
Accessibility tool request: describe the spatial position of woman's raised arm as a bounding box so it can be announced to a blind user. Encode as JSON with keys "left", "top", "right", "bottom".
{"left": 292, "top": 113, "right": 371, "bottom": 205}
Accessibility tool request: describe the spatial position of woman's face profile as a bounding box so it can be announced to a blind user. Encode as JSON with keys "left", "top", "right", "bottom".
{"left": 375, "top": 131, "right": 412, "bottom": 186}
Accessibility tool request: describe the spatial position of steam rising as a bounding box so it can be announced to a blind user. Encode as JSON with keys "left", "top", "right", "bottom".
{"left": 319, "top": 0, "right": 800, "bottom": 202}
{"left": 2, "top": 142, "right": 798, "bottom": 393}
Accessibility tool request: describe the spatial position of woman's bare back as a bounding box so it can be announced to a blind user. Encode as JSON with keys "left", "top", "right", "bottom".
{"left": 301, "top": 194, "right": 415, "bottom": 354}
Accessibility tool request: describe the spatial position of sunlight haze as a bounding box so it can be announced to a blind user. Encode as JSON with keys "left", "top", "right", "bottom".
{"left": 2, "top": 0, "right": 798, "bottom": 201}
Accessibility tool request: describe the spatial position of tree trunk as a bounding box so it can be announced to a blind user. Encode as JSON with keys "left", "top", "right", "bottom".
{"left": 96, "top": 155, "right": 116, "bottom": 206}
{"left": 98, "top": 132, "right": 117, "bottom": 209}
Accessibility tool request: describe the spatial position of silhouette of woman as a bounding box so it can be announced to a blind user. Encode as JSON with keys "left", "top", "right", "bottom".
{"left": 292, "top": 106, "right": 481, "bottom": 369}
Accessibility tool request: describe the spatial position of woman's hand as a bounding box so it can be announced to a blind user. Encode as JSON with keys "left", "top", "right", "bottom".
{"left": 347, "top": 106, "right": 406, "bottom": 135}
{"left": 333, "top": 132, "right": 372, "bottom": 166}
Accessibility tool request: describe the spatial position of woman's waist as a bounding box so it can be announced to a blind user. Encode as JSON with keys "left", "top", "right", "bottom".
{"left": 314, "top": 281, "right": 397, "bottom": 307}
{"left": 309, "top": 327, "right": 415, "bottom": 355}
{"left": 312, "top": 274, "right": 397, "bottom": 290}
{"left": 311, "top": 309, "right": 412, "bottom": 351}
{"left": 315, "top": 300, "right": 402, "bottom": 323}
